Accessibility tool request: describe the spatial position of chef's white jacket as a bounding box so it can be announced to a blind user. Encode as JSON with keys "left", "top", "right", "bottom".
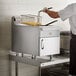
{"left": 58, "top": 3, "right": 76, "bottom": 35}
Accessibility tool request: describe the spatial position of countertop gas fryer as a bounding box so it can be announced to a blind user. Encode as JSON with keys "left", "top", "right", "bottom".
{"left": 12, "top": 15, "right": 60, "bottom": 56}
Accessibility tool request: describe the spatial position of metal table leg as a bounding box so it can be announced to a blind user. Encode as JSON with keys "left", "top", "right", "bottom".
{"left": 15, "top": 54, "right": 18, "bottom": 76}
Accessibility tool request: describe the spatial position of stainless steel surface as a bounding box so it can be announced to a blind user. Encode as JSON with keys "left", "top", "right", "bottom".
{"left": 12, "top": 25, "right": 40, "bottom": 56}
{"left": 40, "top": 26, "right": 60, "bottom": 37}
{"left": 9, "top": 53, "right": 69, "bottom": 67}
{"left": 9, "top": 54, "right": 49, "bottom": 66}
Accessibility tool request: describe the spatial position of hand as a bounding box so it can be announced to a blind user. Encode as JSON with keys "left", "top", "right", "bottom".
{"left": 40, "top": 7, "right": 49, "bottom": 13}
{"left": 42, "top": 7, "right": 49, "bottom": 13}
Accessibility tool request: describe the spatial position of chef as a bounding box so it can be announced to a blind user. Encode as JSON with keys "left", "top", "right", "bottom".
{"left": 42, "top": 3, "right": 76, "bottom": 76}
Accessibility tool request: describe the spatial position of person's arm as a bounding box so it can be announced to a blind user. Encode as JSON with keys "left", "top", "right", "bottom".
{"left": 43, "top": 8, "right": 60, "bottom": 18}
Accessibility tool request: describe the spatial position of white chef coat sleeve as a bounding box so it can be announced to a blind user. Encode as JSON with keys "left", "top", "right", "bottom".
{"left": 58, "top": 3, "right": 75, "bottom": 21}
